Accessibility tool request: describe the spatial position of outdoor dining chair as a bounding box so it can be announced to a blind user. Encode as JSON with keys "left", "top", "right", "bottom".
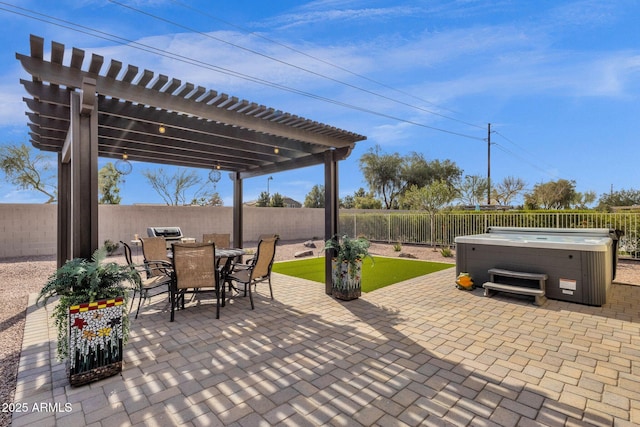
{"left": 202, "top": 233, "right": 230, "bottom": 247}
{"left": 226, "top": 236, "right": 278, "bottom": 310}
{"left": 236, "top": 233, "right": 278, "bottom": 267}
{"left": 121, "top": 241, "right": 172, "bottom": 319}
{"left": 170, "top": 242, "right": 221, "bottom": 321}
{"left": 140, "top": 236, "right": 170, "bottom": 265}
{"left": 203, "top": 233, "right": 232, "bottom": 272}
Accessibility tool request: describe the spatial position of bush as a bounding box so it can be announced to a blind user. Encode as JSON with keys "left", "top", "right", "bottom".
{"left": 440, "top": 246, "right": 453, "bottom": 258}
{"left": 103, "top": 239, "right": 120, "bottom": 256}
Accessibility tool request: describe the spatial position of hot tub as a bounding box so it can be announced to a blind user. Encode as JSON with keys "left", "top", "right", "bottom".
{"left": 455, "top": 227, "right": 618, "bottom": 306}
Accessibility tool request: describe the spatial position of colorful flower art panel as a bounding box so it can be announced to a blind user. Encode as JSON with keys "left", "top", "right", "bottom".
{"left": 68, "top": 297, "right": 123, "bottom": 371}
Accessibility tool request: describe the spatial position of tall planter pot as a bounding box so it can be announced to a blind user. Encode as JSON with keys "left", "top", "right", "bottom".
{"left": 331, "top": 258, "right": 362, "bottom": 301}
{"left": 67, "top": 296, "right": 125, "bottom": 387}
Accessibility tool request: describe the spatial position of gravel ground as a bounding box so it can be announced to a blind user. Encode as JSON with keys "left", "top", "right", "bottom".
{"left": 0, "top": 241, "right": 638, "bottom": 427}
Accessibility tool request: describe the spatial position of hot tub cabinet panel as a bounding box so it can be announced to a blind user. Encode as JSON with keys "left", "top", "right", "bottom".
{"left": 455, "top": 228, "right": 614, "bottom": 306}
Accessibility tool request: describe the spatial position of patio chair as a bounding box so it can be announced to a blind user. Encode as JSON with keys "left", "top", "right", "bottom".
{"left": 202, "top": 233, "right": 230, "bottom": 247}
{"left": 226, "top": 236, "right": 278, "bottom": 310}
{"left": 170, "top": 242, "right": 220, "bottom": 321}
{"left": 140, "top": 236, "right": 170, "bottom": 265}
{"left": 203, "top": 233, "right": 232, "bottom": 270}
{"left": 121, "top": 241, "right": 172, "bottom": 319}
{"left": 236, "top": 233, "right": 278, "bottom": 267}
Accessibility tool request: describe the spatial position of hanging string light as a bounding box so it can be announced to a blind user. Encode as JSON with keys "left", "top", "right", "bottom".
{"left": 115, "top": 152, "right": 132, "bottom": 175}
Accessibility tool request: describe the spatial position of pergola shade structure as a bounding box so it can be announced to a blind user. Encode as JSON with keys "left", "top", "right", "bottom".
{"left": 18, "top": 35, "right": 366, "bottom": 292}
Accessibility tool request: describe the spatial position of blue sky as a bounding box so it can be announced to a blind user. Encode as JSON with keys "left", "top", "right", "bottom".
{"left": 0, "top": 0, "right": 639, "bottom": 206}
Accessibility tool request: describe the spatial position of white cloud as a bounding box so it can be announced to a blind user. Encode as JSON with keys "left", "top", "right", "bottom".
{"left": 0, "top": 188, "right": 49, "bottom": 204}
{"left": 262, "top": 4, "right": 421, "bottom": 30}
{"left": 368, "top": 122, "right": 415, "bottom": 147}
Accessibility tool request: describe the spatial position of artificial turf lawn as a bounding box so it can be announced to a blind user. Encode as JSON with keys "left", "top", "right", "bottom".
{"left": 272, "top": 256, "right": 454, "bottom": 293}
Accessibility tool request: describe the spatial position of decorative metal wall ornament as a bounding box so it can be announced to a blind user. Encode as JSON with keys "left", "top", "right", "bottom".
{"left": 208, "top": 168, "right": 221, "bottom": 190}
{"left": 208, "top": 169, "right": 221, "bottom": 183}
{"left": 115, "top": 152, "right": 132, "bottom": 175}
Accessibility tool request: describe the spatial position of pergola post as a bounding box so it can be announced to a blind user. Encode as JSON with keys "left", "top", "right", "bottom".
{"left": 57, "top": 151, "right": 70, "bottom": 267}
{"left": 324, "top": 150, "right": 340, "bottom": 295}
{"left": 67, "top": 80, "right": 99, "bottom": 262}
{"left": 232, "top": 172, "right": 243, "bottom": 248}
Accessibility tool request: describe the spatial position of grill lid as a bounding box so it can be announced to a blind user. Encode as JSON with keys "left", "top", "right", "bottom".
{"left": 147, "top": 227, "right": 183, "bottom": 239}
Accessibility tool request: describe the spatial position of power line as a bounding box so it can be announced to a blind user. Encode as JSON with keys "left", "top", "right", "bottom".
{"left": 492, "top": 142, "right": 561, "bottom": 180}
{"left": 166, "top": 0, "right": 486, "bottom": 131}
{"left": 108, "top": 0, "right": 485, "bottom": 131}
{"left": 0, "top": 2, "right": 484, "bottom": 141}
{"left": 493, "top": 130, "right": 562, "bottom": 180}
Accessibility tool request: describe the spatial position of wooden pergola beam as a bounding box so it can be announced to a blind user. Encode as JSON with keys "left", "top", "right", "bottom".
{"left": 18, "top": 35, "right": 367, "bottom": 292}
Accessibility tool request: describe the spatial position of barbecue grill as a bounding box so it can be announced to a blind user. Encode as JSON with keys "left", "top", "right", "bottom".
{"left": 147, "top": 227, "right": 184, "bottom": 248}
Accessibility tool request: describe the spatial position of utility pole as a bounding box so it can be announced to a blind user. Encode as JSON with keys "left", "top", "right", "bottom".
{"left": 487, "top": 123, "right": 491, "bottom": 206}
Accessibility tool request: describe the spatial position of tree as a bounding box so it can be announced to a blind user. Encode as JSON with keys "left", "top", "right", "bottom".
{"left": 359, "top": 145, "right": 403, "bottom": 209}
{"left": 359, "top": 146, "right": 462, "bottom": 210}
{"left": 98, "top": 162, "right": 123, "bottom": 204}
{"left": 400, "top": 153, "right": 463, "bottom": 190}
{"left": 402, "top": 181, "right": 456, "bottom": 213}
{"left": 270, "top": 192, "right": 285, "bottom": 207}
{"left": 341, "top": 188, "right": 380, "bottom": 209}
{"left": 401, "top": 180, "right": 456, "bottom": 246}
{"left": 0, "top": 143, "right": 56, "bottom": 203}
{"left": 304, "top": 185, "right": 324, "bottom": 208}
{"left": 572, "top": 191, "right": 596, "bottom": 209}
{"left": 341, "top": 195, "right": 355, "bottom": 209}
{"left": 524, "top": 179, "right": 577, "bottom": 210}
{"left": 456, "top": 175, "right": 487, "bottom": 206}
{"left": 492, "top": 176, "right": 526, "bottom": 206}
{"left": 400, "top": 152, "right": 432, "bottom": 189}
{"left": 342, "top": 187, "right": 382, "bottom": 209}
{"left": 255, "top": 191, "right": 270, "bottom": 207}
{"left": 596, "top": 188, "right": 640, "bottom": 211}
{"left": 191, "top": 192, "right": 224, "bottom": 206}
{"left": 419, "top": 158, "right": 462, "bottom": 188}
{"left": 354, "top": 191, "right": 382, "bottom": 209}
{"left": 142, "top": 168, "right": 205, "bottom": 206}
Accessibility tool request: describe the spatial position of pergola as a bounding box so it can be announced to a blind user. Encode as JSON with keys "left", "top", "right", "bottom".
{"left": 17, "top": 35, "right": 366, "bottom": 292}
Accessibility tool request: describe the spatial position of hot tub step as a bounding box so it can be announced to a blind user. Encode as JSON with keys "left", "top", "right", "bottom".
{"left": 484, "top": 268, "right": 548, "bottom": 306}
{"left": 487, "top": 268, "right": 548, "bottom": 282}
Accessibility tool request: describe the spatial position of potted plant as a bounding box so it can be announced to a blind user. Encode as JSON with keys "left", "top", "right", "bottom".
{"left": 37, "top": 247, "right": 140, "bottom": 387}
{"left": 323, "top": 235, "right": 372, "bottom": 300}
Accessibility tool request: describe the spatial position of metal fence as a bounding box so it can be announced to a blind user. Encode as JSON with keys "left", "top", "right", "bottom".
{"left": 339, "top": 211, "right": 640, "bottom": 259}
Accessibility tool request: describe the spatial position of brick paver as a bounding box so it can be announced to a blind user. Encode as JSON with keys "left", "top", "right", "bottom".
{"left": 12, "top": 268, "right": 640, "bottom": 426}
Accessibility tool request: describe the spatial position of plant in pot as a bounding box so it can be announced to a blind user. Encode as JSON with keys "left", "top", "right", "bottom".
{"left": 323, "top": 235, "right": 373, "bottom": 300}
{"left": 37, "top": 247, "right": 140, "bottom": 386}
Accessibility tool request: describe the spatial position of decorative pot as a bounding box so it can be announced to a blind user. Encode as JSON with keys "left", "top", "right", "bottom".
{"left": 67, "top": 297, "right": 125, "bottom": 387}
{"left": 331, "top": 259, "right": 362, "bottom": 301}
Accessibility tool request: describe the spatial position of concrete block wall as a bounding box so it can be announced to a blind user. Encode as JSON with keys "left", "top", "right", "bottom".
{"left": 242, "top": 206, "right": 325, "bottom": 242}
{"left": 99, "top": 205, "right": 235, "bottom": 249}
{"left": 0, "top": 204, "right": 325, "bottom": 258}
{"left": 0, "top": 204, "right": 58, "bottom": 257}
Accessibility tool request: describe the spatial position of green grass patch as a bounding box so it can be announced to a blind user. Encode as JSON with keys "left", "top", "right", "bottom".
{"left": 272, "top": 256, "right": 454, "bottom": 293}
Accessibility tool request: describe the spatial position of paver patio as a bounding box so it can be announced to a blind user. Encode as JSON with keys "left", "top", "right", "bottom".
{"left": 12, "top": 269, "right": 640, "bottom": 426}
